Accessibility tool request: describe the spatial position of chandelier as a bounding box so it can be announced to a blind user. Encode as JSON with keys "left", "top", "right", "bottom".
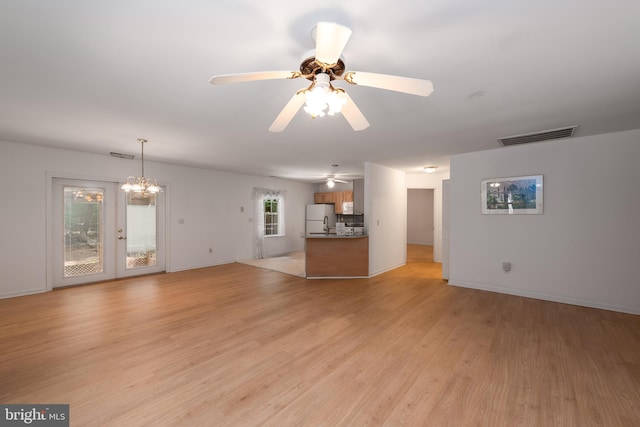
{"left": 120, "top": 138, "right": 162, "bottom": 193}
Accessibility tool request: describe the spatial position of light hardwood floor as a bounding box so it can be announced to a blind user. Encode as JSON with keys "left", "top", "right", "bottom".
{"left": 1, "top": 245, "right": 639, "bottom": 426}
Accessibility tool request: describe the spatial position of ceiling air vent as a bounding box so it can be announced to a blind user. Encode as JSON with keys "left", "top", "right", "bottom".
{"left": 110, "top": 152, "right": 135, "bottom": 159}
{"left": 498, "top": 125, "right": 577, "bottom": 146}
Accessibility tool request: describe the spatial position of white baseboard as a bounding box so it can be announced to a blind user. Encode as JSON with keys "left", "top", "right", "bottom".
{"left": 0, "top": 288, "right": 47, "bottom": 300}
{"left": 368, "top": 262, "right": 406, "bottom": 278}
{"left": 168, "top": 259, "right": 235, "bottom": 273}
{"left": 448, "top": 279, "right": 640, "bottom": 315}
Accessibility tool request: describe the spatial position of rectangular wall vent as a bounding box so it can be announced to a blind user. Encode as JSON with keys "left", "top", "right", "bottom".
{"left": 498, "top": 126, "right": 577, "bottom": 146}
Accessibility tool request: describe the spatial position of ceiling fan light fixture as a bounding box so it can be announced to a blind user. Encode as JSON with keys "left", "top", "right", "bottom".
{"left": 326, "top": 179, "right": 335, "bottom": 188}
{"left": 304, "top": 86, "right": 328, "bottom": 118}
{"left": 303, "top": 73, "right": 346, "bottom": 118}
{"left": 326, "top": 90, "right": 346, "bottom": 116}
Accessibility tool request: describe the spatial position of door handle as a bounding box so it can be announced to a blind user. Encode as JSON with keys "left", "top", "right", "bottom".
{"left": 118, "top": 236, "right": 127, "bottom": 240}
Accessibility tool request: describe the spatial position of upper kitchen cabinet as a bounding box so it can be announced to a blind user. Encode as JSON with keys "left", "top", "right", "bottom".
{"left": 344, "top": 191, "right": 354, "bottom": 202}
{"left": 314, "top": 191, "right": 354, "bottom": 214}
{"left": 336, "top": 190, "right": 353, "bottom": 214}
{"left": 314, "top": 192, "right": 333, "bottom": 204}
{"left": 334, "top": 191, "right": 346, "bottom": 214}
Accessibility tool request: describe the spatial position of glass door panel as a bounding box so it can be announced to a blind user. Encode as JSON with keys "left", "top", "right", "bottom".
{"left": 125, "top": 192, "right": 157, "bottom": 269}
{"left": 53, "top": 179, "right": 116, "bottom": 287}
{"left": 63, "top": 186, "right": 105, "bottom": 277}
{"left": 116, "top": 186, "right": 165, "bottom": 277}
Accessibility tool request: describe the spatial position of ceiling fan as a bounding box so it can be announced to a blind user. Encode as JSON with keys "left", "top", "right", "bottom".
{"left": 209, "top": 22, "right": 434, "bottom": 132}
{"left": 315, "top": 174, "right": 349, "bottom": 188}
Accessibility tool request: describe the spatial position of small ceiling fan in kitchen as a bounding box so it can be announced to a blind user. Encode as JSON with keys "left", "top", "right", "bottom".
{"left": 209, "top": 22, "right": 434, "bottom": 132}
{"left": 315, "top": 174, "right": 349, "bottom": 189}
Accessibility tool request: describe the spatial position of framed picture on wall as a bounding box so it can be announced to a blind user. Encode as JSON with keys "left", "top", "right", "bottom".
{"left": 481, "top": 175, "right": 543, "bottom": 214}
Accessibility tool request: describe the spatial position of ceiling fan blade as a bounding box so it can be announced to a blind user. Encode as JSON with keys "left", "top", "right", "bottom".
{"left": 209, "top": 71, "right": 298, "bottom": 86}
{"left": 269, "top": 92, "right": 306, "bottom": 132}
{"left": 340, "top": 92, "right": 369, "bottom": 131}
{"left": 315, "top": 22, "right": 352, "bottom": 65}
{"left": 345, "top": 71, "right": 434, "bottom": 96}
{"left": 316, "top": 178, "right": 349, "bottom": 184}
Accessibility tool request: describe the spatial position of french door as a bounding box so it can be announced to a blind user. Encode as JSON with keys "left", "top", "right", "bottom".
{"left": 52, "top": 178, "right": 165, "bottom": 288}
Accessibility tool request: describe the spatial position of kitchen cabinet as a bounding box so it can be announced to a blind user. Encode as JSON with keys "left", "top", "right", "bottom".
{"left": 335, "top": 191, "right": 353, "bottom": 213}
{"left": 305, "top": 235, "right": 368, "bottom": 277}
{"left": 314, "top": 191, "right": 353, "bottom": 214}
{"left": 313, "top": 192, "right": 330, "bottom": 204}
{"left": 334, "top": 192, "right": 345, "bottom": 213}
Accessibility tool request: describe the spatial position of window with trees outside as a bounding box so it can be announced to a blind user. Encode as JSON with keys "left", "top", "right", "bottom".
{"left": 264, "top": 195, "right": 284, "bottom": 236}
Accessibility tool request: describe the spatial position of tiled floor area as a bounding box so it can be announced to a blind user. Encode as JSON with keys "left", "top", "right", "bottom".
{"left": 237, "top": 251, "right": 305, "bottom": 277}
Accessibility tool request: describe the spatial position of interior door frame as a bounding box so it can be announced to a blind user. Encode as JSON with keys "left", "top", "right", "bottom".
{"left": 46, "top": 172, "right": 170, "bottom": 291}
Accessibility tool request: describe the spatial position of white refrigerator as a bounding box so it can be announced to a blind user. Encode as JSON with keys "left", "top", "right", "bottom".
{"left": 306, "top": 204, "right": 336, "bottom": 234}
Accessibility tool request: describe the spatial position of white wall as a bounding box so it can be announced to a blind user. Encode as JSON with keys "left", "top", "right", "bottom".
{"left": 407, "top": 189, "right": 434, "bottom": 245}
{"left": 0, "top": 140, "right": 314, "bottom": 299}
{"left": 365, "top": 162, "right": 407, "bottom": 276}
{"left": 449, "top": 129, "right": 640, "bottom": 314}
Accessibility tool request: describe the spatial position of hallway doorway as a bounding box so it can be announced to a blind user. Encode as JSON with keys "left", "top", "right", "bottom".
{"left": 407, "top": 188, "right": 434, "bottom": 246}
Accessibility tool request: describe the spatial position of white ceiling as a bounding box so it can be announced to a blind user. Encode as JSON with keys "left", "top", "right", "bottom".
{"left": 1, "top": 1, "right": 639, "bottom": 182}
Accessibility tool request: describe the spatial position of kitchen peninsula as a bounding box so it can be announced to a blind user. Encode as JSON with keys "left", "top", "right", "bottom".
{"left": 305, "top": 235, "right": 369, "bottom": 278}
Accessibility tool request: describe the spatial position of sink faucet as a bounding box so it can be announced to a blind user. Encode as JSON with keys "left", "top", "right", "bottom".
{"left": 323, "top": 216, "right": 329, "bottom": 234}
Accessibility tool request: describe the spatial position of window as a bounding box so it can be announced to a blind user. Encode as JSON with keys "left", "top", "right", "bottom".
{"left": 264, "top": 195, "right": 284, "bottom": 237}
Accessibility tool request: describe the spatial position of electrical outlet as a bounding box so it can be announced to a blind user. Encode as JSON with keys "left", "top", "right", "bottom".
{"left": 502, "top": 262, "right": 511, "bottom": 272}
{"left": 209, "top": 248, "right": 213, "bottom": 254}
